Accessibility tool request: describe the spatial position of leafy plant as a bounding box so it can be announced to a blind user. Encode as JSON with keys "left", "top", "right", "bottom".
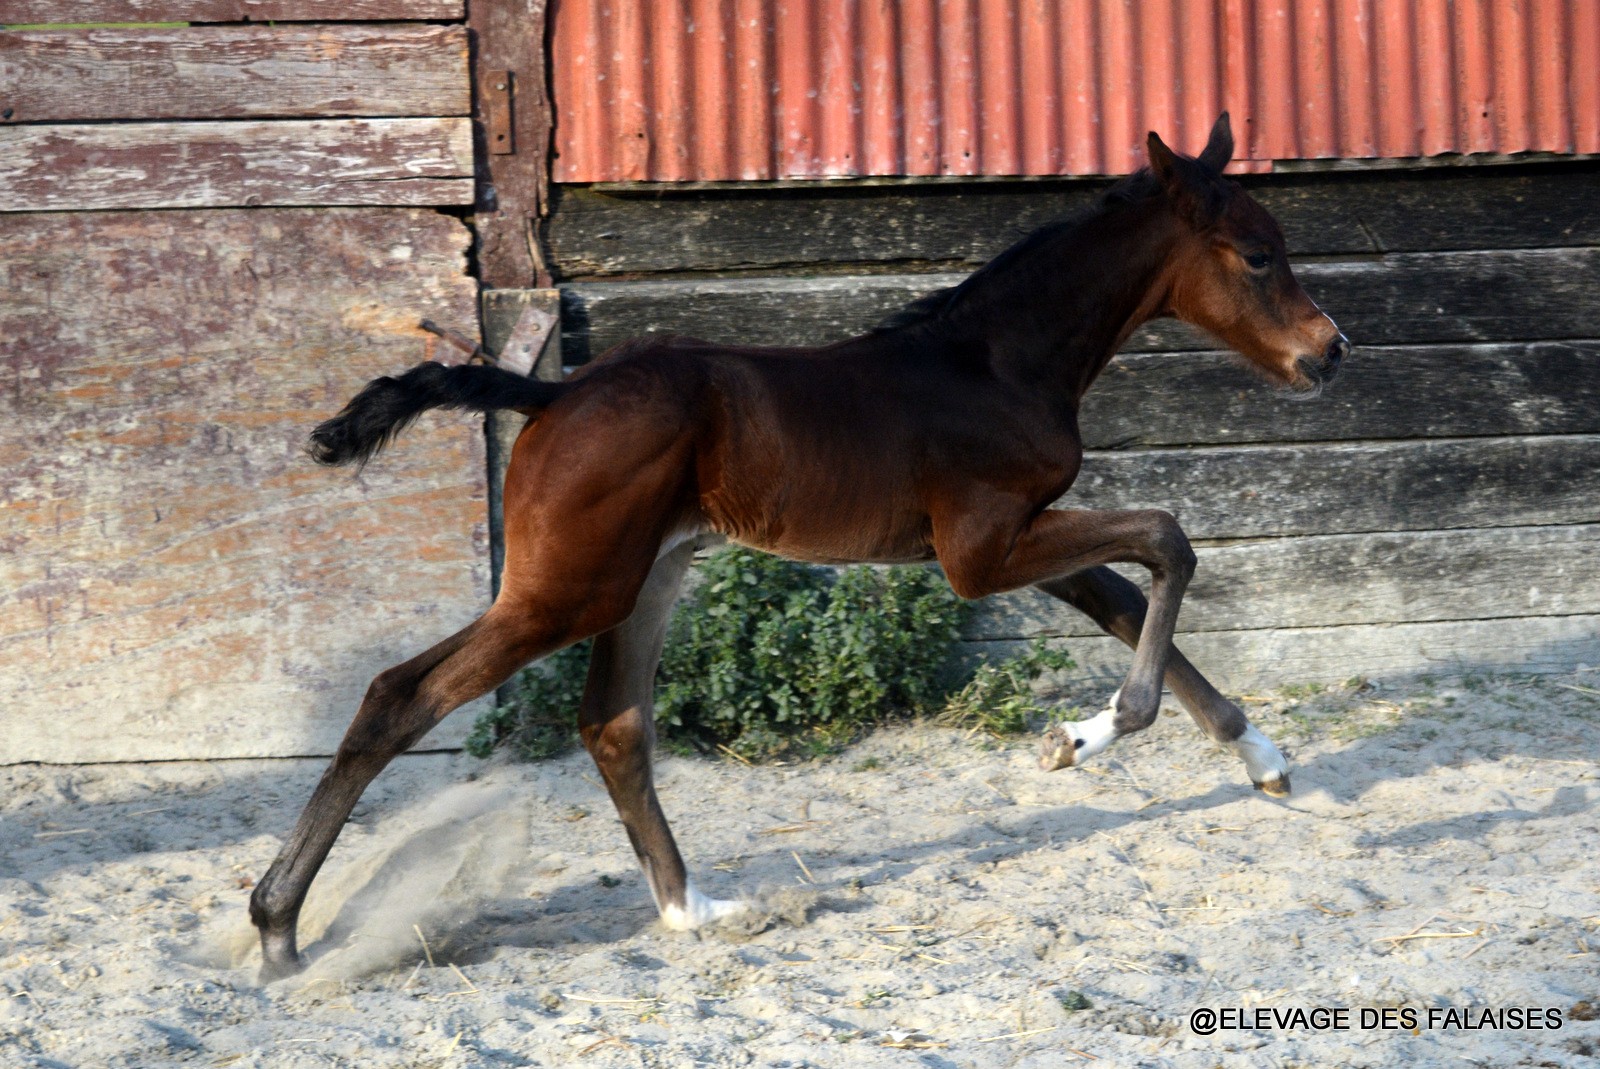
{"left": 469, "top": 546, "right": 1074, "bottom": 762}
{"left": 937, "top": 639, "right": 1077, "bottom": 736}
{"left": 657, "top": 550, "right": 970, "bottom": 758}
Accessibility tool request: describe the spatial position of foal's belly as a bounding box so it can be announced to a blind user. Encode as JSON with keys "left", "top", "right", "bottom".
{"left": 733, "top": 526, "right": 939, "bottom": 567}
{"left": 712, "top": 503, "right": 938, "bottom": 567}
{"left": 700, "top": 465, "right": 938, "bottom": 567}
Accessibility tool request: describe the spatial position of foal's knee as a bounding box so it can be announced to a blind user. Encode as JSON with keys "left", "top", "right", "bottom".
{"left": 1146, "top": 510, "right": 1196, "bottom": 582}
{"left": 580, "top": 707, "right": 654, "bottom": 764}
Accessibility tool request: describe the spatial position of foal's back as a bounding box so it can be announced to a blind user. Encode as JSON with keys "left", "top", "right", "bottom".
{"left": 542, "top": 331, "right": 1080, "bottom": 565}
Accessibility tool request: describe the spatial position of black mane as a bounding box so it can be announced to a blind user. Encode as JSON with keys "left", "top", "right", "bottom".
{"left": 873, "top": 168, "right": 1165, "bottom": 334}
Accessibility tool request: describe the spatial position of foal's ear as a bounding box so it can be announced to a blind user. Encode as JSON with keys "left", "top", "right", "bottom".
{"left": 1148, "top": 127, "right": 1227, "bottom": 226}
{"left": 1146, "top": 130, "right": 1181, "bottom": 188}
{"left": 1198, "top": 112, "right": 1234, "bottom": 172}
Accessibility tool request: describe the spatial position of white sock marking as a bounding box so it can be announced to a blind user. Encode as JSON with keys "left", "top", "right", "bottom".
{"left": 1229, "top": 724, "right": 1289, "bottom": 785}
{"left": 1055, "top": 690, "right": 1121, "bottom": 764}
{"left": 1069, "top": 711, "right": 1118, "bottom": 761}
{"left": 658, "top": 883, "right": 747, "bottom": 931}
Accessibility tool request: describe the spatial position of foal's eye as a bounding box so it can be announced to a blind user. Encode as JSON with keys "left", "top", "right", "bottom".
{"left": 1244, "top": 251, "right": 1273, "bottom": 271}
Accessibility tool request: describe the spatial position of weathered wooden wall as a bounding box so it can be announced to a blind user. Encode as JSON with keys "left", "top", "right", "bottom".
{"left": 543, "top": 163, "right": 1600, "bottom": 689}
{"left": 6, "top": 6, "right": 1595, "bottom": 766}
{"left": 0, "top": 211, "right": 488, "bottom": 763}
{"left": 0, "top": 21, "right": 474, "bottom": 210}
{"left": 0, "top": 5, "right": 490, "bottom": 763}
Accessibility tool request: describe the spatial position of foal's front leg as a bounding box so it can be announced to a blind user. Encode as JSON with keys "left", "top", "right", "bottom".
{"left": 1036, "top": 566, "right": 1290, "bottom": 795}
{"left": 938, "top": 507, "right": 1195, "bottom": 767}
{"left": 579, "top": 537, "right": 746, "bottom": 930}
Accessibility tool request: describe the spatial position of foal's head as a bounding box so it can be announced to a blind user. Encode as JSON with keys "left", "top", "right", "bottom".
{"left": 1147, "top": 114, "right": 1349, "bottom": 395}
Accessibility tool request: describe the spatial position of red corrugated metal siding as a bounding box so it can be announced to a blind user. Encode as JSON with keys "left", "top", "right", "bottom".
{"left": 549, "top": 0, "right": 1600, "bottom": 182}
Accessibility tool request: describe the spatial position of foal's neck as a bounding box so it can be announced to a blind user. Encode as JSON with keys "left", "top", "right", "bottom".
{"left": 956, "top": 201, "right": 1178, "bottom": 404}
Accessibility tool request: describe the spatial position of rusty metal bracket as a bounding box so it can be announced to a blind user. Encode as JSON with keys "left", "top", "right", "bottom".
{"left": 483, "top": 69, "right": 514, "bottom": 155}
{"left": 419, "top": 319, "right": 490, "bottom": 364}
{"left": 420, "top": 297, "right": 557, "bottom": 374}
{"left": 494, "top": 303, "right": 559, "bottom": 376}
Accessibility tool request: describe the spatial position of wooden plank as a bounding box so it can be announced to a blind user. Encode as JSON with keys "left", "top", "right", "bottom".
{"left": 557, "top": 249, "right": 1600, "bottom": 360}
{"left": 967, "top": 525, "right": 1600, "bottom": 640}
{"left": 971, "top": 614, "right": 1600, "bottom": 692}
{"left": 545, "top": 165, "right": 1600, "bottom": 278}
{"left": 555, "top": 309, "right": 1600, "bottom": 454}
{"left": 1069, "top": 436, "right": 1600, "bottom": 539}
{"left": 469, "top": 0, "right": 555, "bottom": 287}
{"left": 0, "top": 25, "right": 470, "bottom": 122}
{"left": 0, "top": 1, "right": 461, "bottom": 21}
{"left": 0, "top": 118, "right": 473, "bottom": 210}
{"left": 1299, "top": 249, "right": 1600, "bottom": 349}
{"left": 0, "top": 208, "right": 487, "bottom": 764}
{"left": 1078, "top": 342, "right": 1600, "bottom": 448}
{"left": 558, "top": 274, "right": 952, "bottom": 363}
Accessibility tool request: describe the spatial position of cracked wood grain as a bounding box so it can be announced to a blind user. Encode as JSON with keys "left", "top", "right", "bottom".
{"left": 0, "top": 0, "right": 461, "bottom": 21}
{"left": 0, "top": 25, "right": 470, "bottom": 123}
{"left": 1, "top": 118, "right": 473, "bottom": 211}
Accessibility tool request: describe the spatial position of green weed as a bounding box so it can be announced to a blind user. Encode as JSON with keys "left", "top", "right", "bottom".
{"left": 936, "top": 640, "right": 1076, "bottom": 736}
{"left": 473, "top": 548, "right": 1077, "bottom": 762}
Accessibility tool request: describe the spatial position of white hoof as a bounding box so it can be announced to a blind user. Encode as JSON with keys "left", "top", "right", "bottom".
{"left": 659, "top": 884, "right": 747, "bottom": 931}
{"left": 1230, "top": 724, "right": 1291, "bottom": 796}
{"left": 1038, "top": 697, "right": 1119, "bottom": 772}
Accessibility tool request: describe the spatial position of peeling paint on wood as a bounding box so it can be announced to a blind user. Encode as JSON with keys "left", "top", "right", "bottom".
{"left": 0, "top": 25, "right": 471, "bottom": 123}
{"left": 0, "top": 1, "right": 462, "bottom": 21}
{"left": 0, "top": 118, "right": 474, "bottom": 211}
{"left": 0, "top": 208, "right": 487, "bottom": 764}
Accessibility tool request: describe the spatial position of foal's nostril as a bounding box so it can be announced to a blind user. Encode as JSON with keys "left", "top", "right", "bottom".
{"left": 1324, "top": 334, "right": 1351, "bottom": 369}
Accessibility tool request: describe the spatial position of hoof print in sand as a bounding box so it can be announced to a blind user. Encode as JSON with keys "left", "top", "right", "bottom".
{"left": 706, "top": 888, "right": 821, "bottom": 942}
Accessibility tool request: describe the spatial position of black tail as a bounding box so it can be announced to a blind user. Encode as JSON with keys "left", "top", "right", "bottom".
{"left": 308, "top": 361, "right": 568, "bottom": 467}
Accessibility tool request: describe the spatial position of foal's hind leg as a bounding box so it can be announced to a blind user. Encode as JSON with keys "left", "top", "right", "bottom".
{"left": 249, "top": 602, "right": 593, "bottom": 980}
{"left": 1035, "top": 566, "right": 1290, "bottom": 795}
{"left": 579, "top": 536, "right": 746, "bottom": 929}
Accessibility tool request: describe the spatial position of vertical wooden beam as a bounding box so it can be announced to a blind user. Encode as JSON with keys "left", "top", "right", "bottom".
{"left": 468, "top": 0, "right": 554, "bottom": 288}
{"left": 482, "top": 288, "right": 562, "bottom": 707}
{"left": 481, "top": 288, "right": 563, "bottom": 596}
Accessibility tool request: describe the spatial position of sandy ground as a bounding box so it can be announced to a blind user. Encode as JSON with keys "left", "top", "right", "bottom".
{"left": 2, "top": 670, "right": 1598, "bottom": 1069}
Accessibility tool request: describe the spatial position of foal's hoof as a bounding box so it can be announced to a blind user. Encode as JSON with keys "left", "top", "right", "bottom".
{"left": 257, "top": 953, "right": 305, "bottom": 984}
{"left": 257, "top": 931, "right": 305, "bottom": 983}
{"left": 1037, "top": 724, "right": 1081, "bottom": 772}
{"left": 1038, "top": 708, "right": 1118, "bottom": 773}
{"left": 1253, "top": 772, "right": 1292, "bottom": 798}
{"left": 1229, "top": 725, "right": 1291, "bottom": 798}
{"left": 660, "top": 885, "right": 749, "bottom": 931}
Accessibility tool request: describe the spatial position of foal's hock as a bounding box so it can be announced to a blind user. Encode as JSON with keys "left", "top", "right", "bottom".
{"left": 250, "top": 113, "right": 1348, "bottom": 980}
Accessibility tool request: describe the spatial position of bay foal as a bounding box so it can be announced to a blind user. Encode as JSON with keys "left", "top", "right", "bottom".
{"left": 251, "top": 115, "right": 1347, "bottom": 979}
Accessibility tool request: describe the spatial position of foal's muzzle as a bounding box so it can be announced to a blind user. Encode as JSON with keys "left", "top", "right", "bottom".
{"left": 1321, "top": 333, "right": 1351, "bottom": 377}
{"left": 1294, "top": 333, "right": 1350, "bottom": 391}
